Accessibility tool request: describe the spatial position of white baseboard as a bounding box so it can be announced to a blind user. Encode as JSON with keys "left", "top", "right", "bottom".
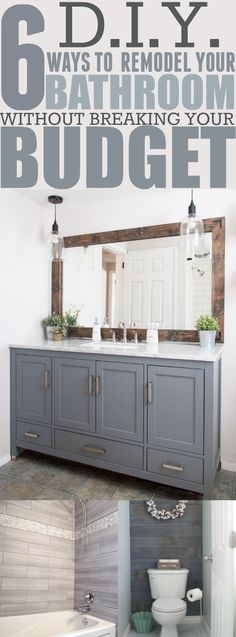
{"left": 221, "top": 460, "right": 236, "bottom": 472}
{"left": 201, "top": 616, "right": 211, "bottom": 636}
{"left": 0, "top": 454, "right": 11, "bottom": 467}
{"left": 122, "top": 622, "right": 131, "bottom": 637}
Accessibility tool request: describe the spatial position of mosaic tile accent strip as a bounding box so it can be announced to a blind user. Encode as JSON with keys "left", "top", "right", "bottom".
{"left": 0, "top": 513, "right": 74, "bottom": 540}
{"left": 75, "top": 511, "right": 118, "bottom": 540}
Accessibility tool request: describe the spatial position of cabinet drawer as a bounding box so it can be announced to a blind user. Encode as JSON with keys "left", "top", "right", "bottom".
{"left": 147, "top": 448, "right": 203, "bottom": 485}
{"left": 55, "top": 429, "right": 144, "bottom": 470}
{"left": 16, "top": 421, "right": 52, "bottom": 448}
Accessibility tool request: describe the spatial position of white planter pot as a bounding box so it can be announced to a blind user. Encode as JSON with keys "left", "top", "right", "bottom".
{"left": 46, "top": 326, "right": 56, "bottom": 340}
{"left": 199, "top": 331, "right": 216, "bottom": 348}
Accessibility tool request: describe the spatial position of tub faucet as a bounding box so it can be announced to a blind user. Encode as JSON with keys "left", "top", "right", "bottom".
{"left": 78, "top": 591, "right": 95, "bottom": 614}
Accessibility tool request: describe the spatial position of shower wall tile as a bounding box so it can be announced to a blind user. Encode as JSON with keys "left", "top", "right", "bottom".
{"left": 75, "top": 500, "right": 118, "bottom": 626}
{"left": 130, "top": 500, "right": 203, "bottom": 618}
{"left": 0, "top": 500, "right": 75, "bottom": 616}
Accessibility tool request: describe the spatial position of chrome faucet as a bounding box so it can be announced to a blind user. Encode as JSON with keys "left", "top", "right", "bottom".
{"left": 78, "top": 591, "right": 95, "bottom": 614}
{"left": 78, "top": 603, "right": 91, "bottom": 614}
{"left": 121, "top": 323, "right": 127, "bottom": 343}
{"left": 133, "top": 331, "right": 138, "bottom": 345}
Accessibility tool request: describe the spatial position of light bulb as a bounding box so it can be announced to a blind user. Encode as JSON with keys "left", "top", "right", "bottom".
{"left": 180, "top": 191, "right": 205, "bottom": 258}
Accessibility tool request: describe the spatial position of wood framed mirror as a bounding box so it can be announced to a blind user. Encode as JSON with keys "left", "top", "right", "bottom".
{"left": 51, "top": 217, "right": 225, "bottom": 342}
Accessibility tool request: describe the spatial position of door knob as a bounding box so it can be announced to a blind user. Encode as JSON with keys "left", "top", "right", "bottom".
{"left": 203, "top": 554, "right": 213, "bottom": 563}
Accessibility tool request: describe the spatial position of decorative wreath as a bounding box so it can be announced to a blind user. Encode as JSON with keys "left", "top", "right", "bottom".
{"left": 146, "top": 499, "right": 188, "bottom": 520}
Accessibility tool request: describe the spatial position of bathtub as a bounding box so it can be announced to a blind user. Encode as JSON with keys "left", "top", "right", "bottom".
{"left": 0, "top": 610, "right": 116, "bottom": 637}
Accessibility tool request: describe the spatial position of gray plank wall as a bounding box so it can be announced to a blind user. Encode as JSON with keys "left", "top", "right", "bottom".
{"left": 0, "top": 500, "right": 75, "bottom": 617}
{"left": 130, "top": 500, "right": 203, "bottom": 617}
{"left": 75, "top": 501, "right": 118, "bottom": 625}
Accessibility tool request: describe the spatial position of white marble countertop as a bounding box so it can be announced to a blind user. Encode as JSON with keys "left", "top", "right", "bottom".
{"left": 10, "top": 339, "right": 223, "bottom": 362}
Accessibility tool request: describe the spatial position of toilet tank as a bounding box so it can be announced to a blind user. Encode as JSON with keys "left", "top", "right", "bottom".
{"left": 147, "top": 569, "right": 189, "bottom": 599}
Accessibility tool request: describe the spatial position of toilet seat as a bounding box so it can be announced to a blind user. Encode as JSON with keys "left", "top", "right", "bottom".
{"left": 152, "top": 598, "right": 187, "bottom": 613}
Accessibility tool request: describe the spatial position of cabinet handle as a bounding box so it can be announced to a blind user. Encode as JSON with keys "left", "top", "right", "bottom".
{"left": 24, "top": 432, "right": 40, "bottom": 439}
{"left": 95, "top": 376, "right": 101, "bottom": 396}
{"left": 162, "top": 463, "right": 184, "bottom": 473}
{"left": 147, "top": 382, "right": 153, "bottom": 403}
{"left": 82, "top": 445, "right": 106, "bottom": 455}
{"left": 44, "top": 370, "right": 49, "bottom": 390}
{"left": 88, "top": 375, "right": 93, "bottom": 395}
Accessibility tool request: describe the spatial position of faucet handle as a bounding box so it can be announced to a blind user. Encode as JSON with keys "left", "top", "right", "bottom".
{"left": 83, "top": 591, "right": 95, "bottom": 604}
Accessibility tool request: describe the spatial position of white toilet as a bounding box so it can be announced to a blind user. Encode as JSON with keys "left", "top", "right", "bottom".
{"left": 147, "top": 568, "right": 189, "bottom": 637}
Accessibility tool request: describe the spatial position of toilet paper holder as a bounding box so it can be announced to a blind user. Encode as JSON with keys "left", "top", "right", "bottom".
{"left": 187, "top": 588, "right": 203, "bottom": 617}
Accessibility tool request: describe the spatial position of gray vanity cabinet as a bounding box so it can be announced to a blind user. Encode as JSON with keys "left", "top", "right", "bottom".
{"left": 147, "top": 366, "right": 204, "bottom": 454}
{"left": 54, "top": 357, "right": 96, "bottom": 433}
{"left": 96, "top": 361, "right": 144, "bottom": 442}
{"left": 15, "top": 354, "right": 51, "bottom": 424}
{"left": 10, "top": 346, "right": 222, "bottom": 496}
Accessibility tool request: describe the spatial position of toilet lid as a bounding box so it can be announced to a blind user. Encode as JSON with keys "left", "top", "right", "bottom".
{"left": 152, "top": 598, "right": 187, "bottom": 613}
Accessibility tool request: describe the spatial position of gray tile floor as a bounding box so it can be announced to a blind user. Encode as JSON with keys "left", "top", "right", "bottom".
{"left": 0, "top": 450, "right": 235, "bottom": 500}
{"left": 129, "top": 625, "right": 208, "bottom": 636}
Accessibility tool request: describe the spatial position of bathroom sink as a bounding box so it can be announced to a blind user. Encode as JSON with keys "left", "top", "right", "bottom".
{"left": 78, "top": 340, "right": 138, "bottom": 350}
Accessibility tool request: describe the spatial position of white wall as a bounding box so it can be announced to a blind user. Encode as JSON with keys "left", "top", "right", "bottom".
{"left": 0, "top": 190, "right": 51, "bottom": 464}
{"left": 1, "top": 188, "right": 236, "bottom": 469}
{"left": 58, "top": 188, "right": 236, "bottom": 469}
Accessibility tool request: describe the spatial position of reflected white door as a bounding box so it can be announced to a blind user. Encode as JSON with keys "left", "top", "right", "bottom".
{"left": 123, "top": 247, "right": 176, "bottom": 328}
{"left": 203, "top": 501, "right": 234, "bottom": 637}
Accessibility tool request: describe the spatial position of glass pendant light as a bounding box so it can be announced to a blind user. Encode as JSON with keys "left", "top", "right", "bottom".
{"left": 180, "top": 190, "right": 204, "bottom": 258}
{"left": 48, "top": 195, "right": 64, "bottom": 261}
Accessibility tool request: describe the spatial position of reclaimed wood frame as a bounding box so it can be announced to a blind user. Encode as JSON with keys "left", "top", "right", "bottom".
{"left": 51, "top": 217, "right": 225, "bottom": 342}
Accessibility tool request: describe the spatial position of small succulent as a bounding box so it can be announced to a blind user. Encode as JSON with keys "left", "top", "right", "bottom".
{"left": 195, "top": 315, "right": 219, "bottom": 332}
{"left": 52, "top": 326, "right": 66, "bottom": 336}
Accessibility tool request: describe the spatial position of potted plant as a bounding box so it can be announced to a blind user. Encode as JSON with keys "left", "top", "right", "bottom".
{"left": 41, "top": 313, "right": 65, "bottom": 340}
{"left": 195, "top": 315, "right": 220, "bottom": 348}
{"left": 64, "top": 305, "right": 80, "bottom": 334}
{"left": 52, "top": 327, "right": 65, "bottom": 342}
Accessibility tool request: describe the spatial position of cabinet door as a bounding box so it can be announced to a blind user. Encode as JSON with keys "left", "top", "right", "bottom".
{"left": 54, "top": 357, "right": 96, "bottom": 433}
{"left": 147, "top": 366, "right": 204, "bottom": 454}
{"left": 96, "top": 361, "right": 144, "bottom": 442}
{"left": 16, "top": 354, "right": 51, "bottom": 424}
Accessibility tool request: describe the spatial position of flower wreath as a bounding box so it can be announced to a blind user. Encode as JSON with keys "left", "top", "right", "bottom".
{"left": 146, "top": 499, "right": 188, "bottom": 520}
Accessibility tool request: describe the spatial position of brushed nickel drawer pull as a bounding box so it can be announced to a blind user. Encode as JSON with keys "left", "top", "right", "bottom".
{"left": 95, "top": 376, "right": 101, "bottom": 396}
{"left": 82, "top": 445, "right": 106, "bottom": 455}
{"left": 88, "top": 375, "right": 93, "bottom": 395}
{"left": 162, "top": 463, "right": 184, "bottom": 473}
{"left": 24, "top": 432, "right": 40, "bottom": 439}
{"left": 44, "top": 370, "right": 49, "bottom": 390}
{"left": 147, "top": 382, "right": 153, "bottom": 404}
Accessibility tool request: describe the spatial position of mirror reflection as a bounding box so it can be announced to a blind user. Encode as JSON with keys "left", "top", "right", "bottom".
{"left": 64, "top": 234, "right": 212, "bottom": 330}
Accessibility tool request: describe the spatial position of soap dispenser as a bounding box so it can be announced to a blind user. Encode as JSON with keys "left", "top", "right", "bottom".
{"left": 147, "top": 322, "right": 159, "bottom": 345}
{"left": 92, "top": 317, "right": 101, "bottom": 343}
